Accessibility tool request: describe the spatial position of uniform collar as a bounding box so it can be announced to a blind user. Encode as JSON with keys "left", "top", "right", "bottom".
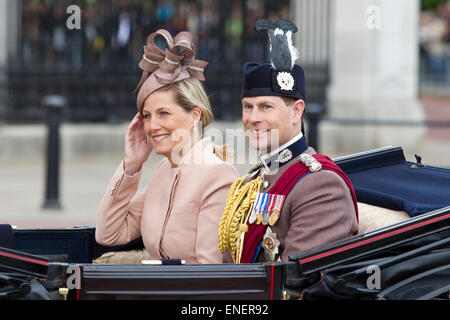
{"left": 259, "top": 133, "right": 308, "bottom": 172}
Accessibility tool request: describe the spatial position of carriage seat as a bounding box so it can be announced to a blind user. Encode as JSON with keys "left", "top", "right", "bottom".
{"left": 357, "top": 202, "right": 409, "bottom": 235}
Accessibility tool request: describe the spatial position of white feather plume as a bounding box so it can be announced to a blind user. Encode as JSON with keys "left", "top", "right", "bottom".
{"left": 286, "top": 31, "right": 299, "bottom": 68}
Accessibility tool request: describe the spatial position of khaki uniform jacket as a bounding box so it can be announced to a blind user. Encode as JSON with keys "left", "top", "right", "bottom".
{"left": 226, "top": 147, "right": 359, "bottom": 262}
{"left": 96, "top": 137, "right": 239, "bottom": 264}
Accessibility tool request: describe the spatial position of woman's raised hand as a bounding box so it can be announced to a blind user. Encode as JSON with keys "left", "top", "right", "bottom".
{"left": 123, "top": 113, "right": 153, "bottom": 176}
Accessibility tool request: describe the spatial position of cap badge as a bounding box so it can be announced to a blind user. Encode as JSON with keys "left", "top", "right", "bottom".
{"left": 276, "top": 72, "right": 295, "bottom": 91}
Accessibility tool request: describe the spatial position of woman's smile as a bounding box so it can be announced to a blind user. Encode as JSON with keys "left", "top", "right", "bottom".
{"left": 152, "top": 134, "right": 171, "bottom": 144}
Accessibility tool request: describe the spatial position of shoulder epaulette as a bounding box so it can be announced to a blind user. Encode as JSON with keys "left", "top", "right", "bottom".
{"left": 298, "top": 154, "right": 322, "bottom": 172}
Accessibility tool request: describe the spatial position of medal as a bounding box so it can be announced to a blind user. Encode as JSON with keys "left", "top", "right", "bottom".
{"left": 262, "top": 213, "right": 270, "bottom": 225}
{"left": 269, "top": 195, "right": 285, "bottom": 226}
{"left": 256, "top": 193, "right": 269, "bottom": 225}
{"left": 256, "top": 208, "right": 263, "bottom": 225}
{"left": 249, "top": 193, "right": 263, "bottom": 224}
{"left": 262, "top": 194, "right": 276, "bottom": 226}
{"left": 269, "top": 210, "right": 279, "bottom": 226}
{"left": 262, "top": 227, "right": 280, "bottom": 261}
{"left": 255, "top": 213, "right": 263, "bottom": 225}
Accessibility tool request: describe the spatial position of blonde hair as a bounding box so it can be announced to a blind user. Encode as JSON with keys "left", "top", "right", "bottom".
{"left": 158, "top": 78, "right": 231, "bottom": 161}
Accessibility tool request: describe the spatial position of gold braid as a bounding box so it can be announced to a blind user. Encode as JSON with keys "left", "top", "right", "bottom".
{"left": 218, "top": 176, "right": 244, "bottom": 253}
{"left": 218, "top": 174, "right": 263, "bottom": 263}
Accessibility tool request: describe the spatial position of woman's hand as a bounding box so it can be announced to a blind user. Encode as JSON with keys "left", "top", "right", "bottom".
{"left": 123, "top": 113, "right": 153, "bottom": 176}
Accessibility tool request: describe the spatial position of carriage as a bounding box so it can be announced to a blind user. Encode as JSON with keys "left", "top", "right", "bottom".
{"left": 1, "top": 146, "right": 449, "bottom": 301}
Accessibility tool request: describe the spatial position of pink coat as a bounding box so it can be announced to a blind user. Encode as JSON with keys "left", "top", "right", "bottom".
{"left": 96, "top": 137, "right": 239, "bottom": 264}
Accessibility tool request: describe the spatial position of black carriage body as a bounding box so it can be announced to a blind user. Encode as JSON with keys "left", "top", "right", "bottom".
{"left": 76, "top": 263, "right": 285, "bottom": 300}
{"left": 1, "top": 147, "right": 449, "bottom": 300}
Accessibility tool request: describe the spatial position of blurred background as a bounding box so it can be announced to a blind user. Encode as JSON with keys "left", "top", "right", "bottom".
{"left": 3, "top": 0, "right": 293, "bottom": 122}
{"left": 0, "top": 0, "right": 449, "bottom": 228}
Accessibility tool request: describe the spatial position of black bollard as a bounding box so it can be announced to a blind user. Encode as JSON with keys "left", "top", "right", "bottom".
{"left": 305, "top": 103, "right": 324, "bottom": 152}
{"left": 42, "top": 95, "right": 66, "bottom": 210}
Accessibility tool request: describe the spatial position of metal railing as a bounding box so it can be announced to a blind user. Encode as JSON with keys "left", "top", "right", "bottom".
{"left": 0, "top": 63, "right": 331, "bottom": 124}
{"left": 1, "top": 0, "right": 332, "bottom": 124}
{"left": 0, "top": 67, "right": 245, "bottom": 123}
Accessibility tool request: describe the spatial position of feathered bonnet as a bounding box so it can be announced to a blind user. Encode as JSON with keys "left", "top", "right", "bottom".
{"left": 134, "top": 29, "right": 208, "bottom": 113}
{"left": 242, "top": 19, "right": 305, "bottom": 101}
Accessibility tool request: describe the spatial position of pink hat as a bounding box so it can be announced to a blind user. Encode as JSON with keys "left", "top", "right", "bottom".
{"left": 134, "top": 29, "right": 208, "bottom": 113}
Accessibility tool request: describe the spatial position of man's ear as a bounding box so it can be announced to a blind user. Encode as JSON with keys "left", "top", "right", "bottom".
{"left": 292, "top": 99, "right": 305, "bottom": 126}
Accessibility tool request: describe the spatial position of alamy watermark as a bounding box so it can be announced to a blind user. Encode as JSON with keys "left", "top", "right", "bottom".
{"left": 366, "top": 5, "right": 381, "bottom": 30}
{"left": 66, "top": 5, "right": 81, "bottom": 30}
{"left": 65, "top": 4, "right": 381, "bottom": 31}
{"left": 166, "top": 127, "right": 282, "bottom": 172}
{"left": 366, "top": 264, "right": 381, "bottom": 290}
{"left": 66, "top": 265, "right": 81, "bottom": 290}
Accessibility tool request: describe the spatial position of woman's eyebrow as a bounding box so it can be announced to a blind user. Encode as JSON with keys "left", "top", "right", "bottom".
{"left": 143, "top": 107, "right": 170, "bottom": 113}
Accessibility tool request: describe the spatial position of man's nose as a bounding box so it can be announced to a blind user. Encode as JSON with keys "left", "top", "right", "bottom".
{"left": 247, "top": 108, "right": 263, "bottom": 123}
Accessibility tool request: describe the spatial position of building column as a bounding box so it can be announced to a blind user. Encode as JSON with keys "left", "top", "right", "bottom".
{"left": 291, "top": 0, "right": 330, "bottom": 66}
{"left": 0, "top": 0, "right": 8, "bottom": 69}
{"left": 0, "top": 0, "right": 8, "bottom": 121}
{"left": 323, "top": 0, "right": 425, "bottom": 155}
{"left": 0, "top": 0, "right": 21, "bottom": 118}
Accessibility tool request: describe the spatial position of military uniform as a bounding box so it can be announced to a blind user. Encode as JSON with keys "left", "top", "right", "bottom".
{"left": 218, "top": 19, "right": 359, "bottom": 263}
{"left": 221, "top": 134, "right": 358, "bottom": 263}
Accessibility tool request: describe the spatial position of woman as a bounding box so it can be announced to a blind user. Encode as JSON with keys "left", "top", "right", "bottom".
{"left": 95, "top": 29, "right": 239, "bottom": 264}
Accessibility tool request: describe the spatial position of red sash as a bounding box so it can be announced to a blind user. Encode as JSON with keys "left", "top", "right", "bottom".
{"left": 239, "top": 154, "right": 359, "bottom": 263}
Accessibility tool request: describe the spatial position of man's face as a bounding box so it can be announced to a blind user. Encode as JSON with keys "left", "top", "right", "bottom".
{"left": 242, "top": 96, "right": 304, "bottom": 153}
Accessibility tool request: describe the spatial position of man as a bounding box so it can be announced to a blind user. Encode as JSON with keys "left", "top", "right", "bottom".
{"left": 218, "top": 19, "right": 358, "bottom": 263}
